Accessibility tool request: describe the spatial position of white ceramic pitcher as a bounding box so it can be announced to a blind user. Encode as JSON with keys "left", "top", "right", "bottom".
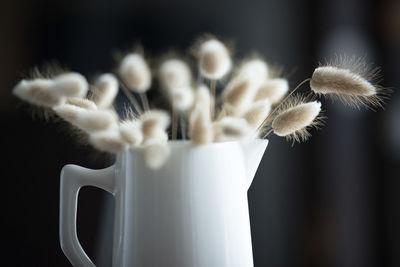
{"left": 59, "top": 139, "right": 268, "bottom": 267}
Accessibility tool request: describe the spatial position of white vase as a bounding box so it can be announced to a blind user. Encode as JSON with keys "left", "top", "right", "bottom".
{"left": 59, "top": 139, "right": 268, "bottom": 267}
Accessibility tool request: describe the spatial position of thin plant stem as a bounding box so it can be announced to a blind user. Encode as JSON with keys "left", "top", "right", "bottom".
{"left": 210, "top": 79, "right": 216, "bottom": 119}
{"left": 257, "top": 78, "right": 311, "bottom": 132}
{"left": 262, "top": 129, "right": 273, "bottom": 139}
{"left": 180, "top": 113, "right": 186, "bottom": 140}
{"left": 172, "top": 106, "right": 178, "bottom": 140}
{"left": 140, "top": 93, "right": 150, "bottom": 111}
{"left": 118, "top": 78, "right": 143, "bottom": 114}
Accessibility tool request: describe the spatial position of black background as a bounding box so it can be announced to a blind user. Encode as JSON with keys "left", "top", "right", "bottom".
{"left": 1, "top": 0, "right": 399, "bottom": 266}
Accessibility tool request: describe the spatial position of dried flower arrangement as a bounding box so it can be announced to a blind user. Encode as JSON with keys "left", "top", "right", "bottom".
{"left": 13, "top": 35, "right": 388, "bottom": 169}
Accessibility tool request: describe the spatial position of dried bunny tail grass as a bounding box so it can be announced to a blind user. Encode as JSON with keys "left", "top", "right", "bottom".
{"left": 119, "top": 119, "right": 143, "bottom": 146}
{"left": 213, "top": 117, "right": 256, "bottom": 142}
{"left": 271, "top": 98, "right": 323, "bottom": 143}
{"left": 169, "top": 86, "right": 195, "bottom": 111}
{"left": 139, "top": 110, "right": 170, "bottom": 141}
{"left": 66, "top": 97, "right": 97, "bottom": 110}
{"left": 189, "top": 109, "right": 214, "bottom": 144}
{"left": 53, "top": 104, "right": 85, "bottom": 122}
{"left": 243, "top": 100, "right": 271, "bottom": 129}
{"left": 51, "top": 72, "right": 89, "bottom": 98}
{"left": 142, "top": 140, "right": 171, "bottom": 170}
{"left": 75, "top": 110, "right": 118, "bottom": 132}
{"left": 310, "top": 56, "right": 387, "bottom": 109}
{"left": 222, "top": 75, "right": 259, "bottom": 115}
{"left": 194, "top": 36, "right": 232, "bottom": 80}
{"left": 255, "top": 78, "right": 289, "bottom": 104}
{"left": 92, "top": 73, "right": 119, "bottom": 109}
{"left": 143, "top": 131, "right": 169, "bottom": 144}
{"left": 236, "top": 57, "right": 269, "bottom": 87}
{"left": 89, "top": 129, "right": 128, "bottom": 153}
{"left": 118, "top": 53, "right": 151, "bottom": 93}
{"left": 13, "top": 79, "right": 66, "bottom": 107}
{"left": 54, "top": 105, "right": 117, "bottom": 133}
{"left": 159, "top": 58, "right": 192, "bottom": 90}
{"left": 195, "top": 84, "right": 212, "bottom": 109}
{"left": 189, "top": 85, "right": 213, "bottom": 145}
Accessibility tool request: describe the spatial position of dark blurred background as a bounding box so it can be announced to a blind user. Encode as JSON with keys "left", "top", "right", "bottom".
{"left": 1, "top": 0, "right": 399, "bottom": 266}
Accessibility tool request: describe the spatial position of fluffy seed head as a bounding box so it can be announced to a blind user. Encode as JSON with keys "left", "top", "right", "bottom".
{"left": 159, "top": 59, "right": 192, "bottom": 90}
{"left": 140, "top": 110, "right": 170, "bottom": 141}
{"left": 243, "top": 100, "right": 271, "bottom": 129}
{"left": 272, "top": 100, "right": 322, "bottom": 143}
{"left": 142, "top": 141, "right": 171, "bottom": 169}
{"left": 189, "top": 85, "right": 213, "bottom": 144}
{"left": 170, "top": 87, "right": 195, "bottom": 111}
{"left": 195, "top": 84, "right": 211, "bottom": 109}
{"left": 198, "top": 39, "right": 231, "bottom": 80}
{"left": 119, "top": 53, "right": 151, "bottom": 93}
{"left": 255, "top": 78, "right": 289, "bottom": 104}
{"left": 237, "top": 59, "right": 269, "bottom": 86}
{"left": 311, "top": 66, "right": 376, "bottom": 95}
{"left": 92, "top": 73, "right": 119, "bottom": 108}
{"left": 89, "top": 129, "right": 127, "bottom": 153}
{"left": 142, "top": 131, "right": 169, "bottom": 144}
{"left": 53, "top": 104, "right": 85, "bottom": 122}
{"left": 119, "top": 119, "right": 143, "bottom": 146}
{"left": 213, "top": 117, "right": 256, "bottom": 142}
{"left": 189, "top": 109, "right": 213, "bottom": 145}
{"left": 223, "top": 76, "right": 258, "bottom": 115}
{"left": 51, "top": 73, "right": 89, "bottom": 98}
{"left": 66, "top": 97, "right": 97, "bottom": 110}
{"left": 13, "top": 79, "right": 65, "bottom": 107}
{"left": 54, "top": 106, "right": 117, "bottom": 133}
{"left": 310, "top": 56, "right": 385, "bottom": 108}
{"left": 76, "top": 110, "right": 117, "bottom": 132}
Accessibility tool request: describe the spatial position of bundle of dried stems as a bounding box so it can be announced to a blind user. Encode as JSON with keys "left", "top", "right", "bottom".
{"left": 12, "top": 35, "right": 388, "bottom": 169}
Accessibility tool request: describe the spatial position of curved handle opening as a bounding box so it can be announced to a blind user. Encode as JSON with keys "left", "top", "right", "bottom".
{"left": 59, "top": 164, "right": 115, "bottom": 267}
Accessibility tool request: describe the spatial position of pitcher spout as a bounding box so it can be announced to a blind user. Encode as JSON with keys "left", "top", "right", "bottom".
{"left": 240, "top": 139, "right": 269, "bottom": 190}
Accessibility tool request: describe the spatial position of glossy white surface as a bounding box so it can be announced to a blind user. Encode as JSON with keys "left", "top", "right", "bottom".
{"left": 59, "top": 139, "right": 268, "bottom": 267}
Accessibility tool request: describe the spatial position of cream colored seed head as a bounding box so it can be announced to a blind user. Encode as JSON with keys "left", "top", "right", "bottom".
{"left": 142, "top": 131, "right": 169, "bottom": 145}
{"left": 119, "top": 53, "right": 151, "bottom": 93}
{"left": 311, "top": 66, "right": 376, "bottom": 96}
{"left": 53, "top": 104, "right": 85, "bottom": 122}
{"left": 255, "top": 78, "right": 289, "bottom": 104}
{"left": 159, "top": 59, "right": 192, "bottom": 90}
{"left": 189, "top": 85, "right": 213, "bottom": 145}
{"left": 51, "top": 72, "right": 89, "bottom": 98}
{"left": 237, "top": 59, "right": 269, "bottom": 88}
{"left": 223, "top": 76, "right": 258, "bottom": 115}
{"left": 142, "top": 141, "right": 171, "bottom": 169}
{"left": 170, "top": 87, "right": 194, "bottom": 111}
{"left": 195, "top": 84, "right": 211, "bottom": 109}
{"left": 89, "top": 129, "right": 128, "bottom": 153}
{"left": 75, "top": 110, "right": 117, "bottom": 132}
{"left": 13, "top": 79, "right": 65, "bottom": 107}
{"left": 213, "top": 117, "right": 256, "bottom": 142}
{"left": 66, "top": 97, "right": 97, "bottom": 110}
{"left": 272, "top": 101, "right": 321, "bottom": 137}
{"left": 189, "top": 108, "right": 213, "bottom": 145}
{"left": 54, "top": 106, "right": 117, "bottom": 133}
{"left": 139, "top": 110, "right": 170, "bottom": 140}
{"left": 198, "top": 39, "right": 231, "bottom": 80}
{"left": 119, "top": 119, "right": 143, "bottom": 146}
{"left": 243, "top": 100, "right": 271, "bottom": 129}
{"left": 93, "top": 73, "right": 119, "bottom": 108}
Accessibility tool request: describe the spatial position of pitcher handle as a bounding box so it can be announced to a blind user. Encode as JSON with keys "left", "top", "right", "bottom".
{"left": 59, "top": 164, "right": 116, "bottom": 267}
